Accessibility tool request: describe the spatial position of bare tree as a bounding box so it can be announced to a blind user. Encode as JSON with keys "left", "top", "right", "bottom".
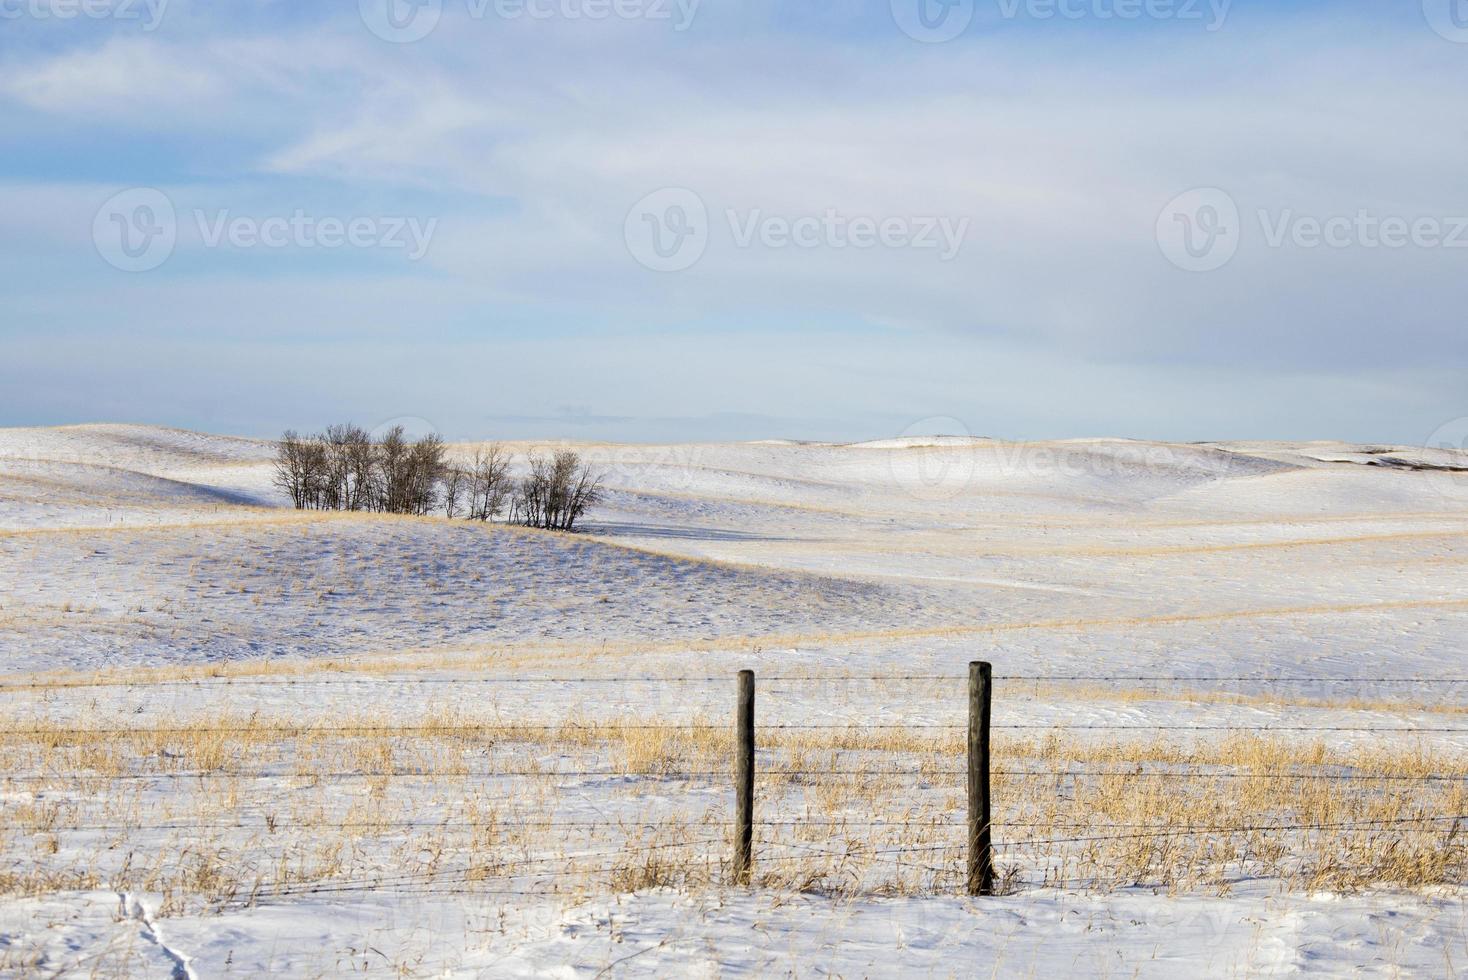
{"left": 321, "top": 423, "right": 365, "bottom": 511}
{"left": 442, "top": 465, "right": 466, "bottom": 518}
{"left": 273, "top": 430, "right": 311, "bottom": 509}
{"left": 515, "top": 453, "right": 549, "bottom": 528}
{"left": 514, "top": 449, "right": 603, "bottom": 531}
{"left": 466, "top": 444, "right": 511, "bottom": 522}
{"left": 275, "top": 431, "right": 337, "bottom": 510}
{"left": 405, "top": 433, "right": 447, "bottom": 516}
{"left": 374, "top": 426, "right": 411, "bottom": 514}
{"left": 560, "top": 453, "right": 603, "bottom": 532}
{"left": 274, "top": 424, "right": 482, "bottom": 520}
{"left": 345, "top": 428, "right": 375, "bottom": 511}
{"left": 302, "top": 439, "right": 330, "bottom": 509}
{"left": 320, "top": 423, "right": 372, "bottom": 511}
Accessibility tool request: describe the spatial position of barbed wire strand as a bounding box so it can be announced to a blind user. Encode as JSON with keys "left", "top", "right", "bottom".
{"left": 6, "top": 723, "right": 1468, "bottom": 736}
{"left": 5, "top": 767, "right": 1466, "bottom": 784}
{"left": 5, "top": 766, "right": 1465, "bottom": 783}
{"left": 4, "top": 675, "right": 1467, "bottom": 690}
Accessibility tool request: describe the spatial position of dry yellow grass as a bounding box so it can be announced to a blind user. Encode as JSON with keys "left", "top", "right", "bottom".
{"left": 10, "top": 650, "right": 1468, "bottom": 729}
{"left": 1, "top": 698, "right": 1464, "bottom": 910}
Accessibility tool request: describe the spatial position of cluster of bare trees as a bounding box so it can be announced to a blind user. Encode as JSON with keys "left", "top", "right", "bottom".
{"left": 511, "top": 449, "right": 605, "bottom": 531}
{"left": 273, "top": 425, "right": 603, "bottom": 531}
{"left": 273, "top": 424, "right": 448, "bottom": 516}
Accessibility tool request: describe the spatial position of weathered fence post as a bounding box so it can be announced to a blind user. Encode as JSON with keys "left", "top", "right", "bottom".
{"left": 967, "top": 660, "right": 994, "bottom": 896}
{"left": 734, "top": 669, "right": 755, "bottom": 884}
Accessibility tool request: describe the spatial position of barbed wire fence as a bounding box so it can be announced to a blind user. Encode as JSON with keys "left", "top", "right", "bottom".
{"left": 2, "top": 664, "right": 1466, "bottom": 905}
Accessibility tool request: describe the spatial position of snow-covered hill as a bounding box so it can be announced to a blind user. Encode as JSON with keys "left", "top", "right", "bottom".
{"left": 2, "top": 424, "right": 1466, "bottom": 976}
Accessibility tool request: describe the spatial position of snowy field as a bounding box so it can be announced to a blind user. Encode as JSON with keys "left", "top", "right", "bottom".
{"left": 1, "top": 423, "right": 1467, "bottom": 976}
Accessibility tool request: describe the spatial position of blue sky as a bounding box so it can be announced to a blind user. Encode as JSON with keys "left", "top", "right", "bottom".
{"left": 2, "top": 0, "right": 1466, "bottom": 443}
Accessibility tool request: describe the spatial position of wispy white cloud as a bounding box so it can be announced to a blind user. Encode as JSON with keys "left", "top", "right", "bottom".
{"left": 2, "top": 36, "right": 222, "bottom": 112}
{"left": 2, "top": 5, "right": 1466, "bottom": 439}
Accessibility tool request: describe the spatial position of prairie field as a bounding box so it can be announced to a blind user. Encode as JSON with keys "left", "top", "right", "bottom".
{"left": 1, "top": 424, "right": 1467, "bottom": 976}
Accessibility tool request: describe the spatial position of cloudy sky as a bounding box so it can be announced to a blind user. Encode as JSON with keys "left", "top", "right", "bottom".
{"left": 3, "top": 0, "right": 1466, "bottom": 443}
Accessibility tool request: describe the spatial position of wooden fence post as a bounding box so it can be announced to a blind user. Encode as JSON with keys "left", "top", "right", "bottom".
{"left": 967, "top": 660, "right": 994, "bottom": 896}
{"left": 734, "top": 669, "right": 755, "bottom": 884}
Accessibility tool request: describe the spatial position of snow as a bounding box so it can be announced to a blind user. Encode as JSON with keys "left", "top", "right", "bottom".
{"left": 5, "top": 887, "right": 1464, "bottom": 977}
{"left": 1, "top": 424, "right": 1466, "bottom": 976}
